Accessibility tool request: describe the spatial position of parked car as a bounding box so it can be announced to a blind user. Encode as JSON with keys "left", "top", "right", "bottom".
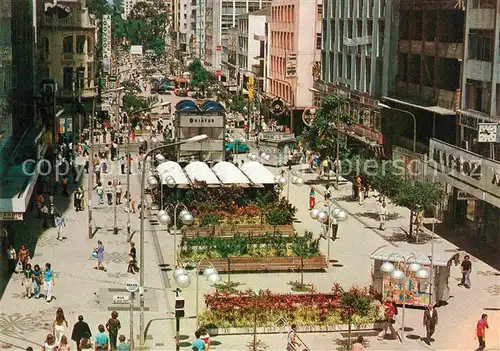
{"left": 225, "top": 141, "right": 249, "bottom": 153}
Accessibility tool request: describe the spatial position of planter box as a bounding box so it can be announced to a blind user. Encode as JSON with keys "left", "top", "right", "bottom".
{"left": 196, "top": 256, "right": 327, "bottom": 272}
{"left": 206, "top": 322, "right": 383, "bottom": 336}
{"left": 182, "top": 224, "right": 295, "bottom": 238}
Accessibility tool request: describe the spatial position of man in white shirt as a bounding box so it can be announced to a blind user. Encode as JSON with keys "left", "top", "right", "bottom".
{"left": 105, "top": 181, "right": 114, "bottom": 206}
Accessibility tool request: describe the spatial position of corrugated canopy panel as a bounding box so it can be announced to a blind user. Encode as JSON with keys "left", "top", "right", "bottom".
{"left": 370, "top": 245, "right": 455, "bottom": 267}
{"left": 240, "top": 161, "right": 277, "bottom": 184}
{"left": 212, "top": 161, "right": 251, "bottom": 184}
{"left": 156, "top": 161, "right": 190, "bottom": 185}
{"left": 184, "top": 161, "right": 221, "bottom": 184}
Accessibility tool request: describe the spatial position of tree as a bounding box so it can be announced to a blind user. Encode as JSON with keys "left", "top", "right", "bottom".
{"left": 393, "top": 181, "right": 443, "bottom": 241}
{"left": 333, "top": 285, "right": 373, "bottom": 349}
{"left": 87, "top": 0, "right": 111, "bottom": 18}
{"left": 188, "top": 58, "right": 215, "bottom": 95}
{"left": 301, "top": 95, "right": 354, "bottom": 159}
{"left": 362, "top": 160, "right": 405, "bottom": 201}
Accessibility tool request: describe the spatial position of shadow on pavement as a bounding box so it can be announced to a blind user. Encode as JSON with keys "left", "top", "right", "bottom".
{"left": 0, "top": 168, "right": 83, "bottom": 300}
{"left": 425, "top": 222, "right": 500, "bottom": 271}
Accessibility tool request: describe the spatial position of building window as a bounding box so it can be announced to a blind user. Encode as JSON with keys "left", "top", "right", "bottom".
{"left": 76, "top": 36, "right": 85, "bottom": 54}
{"left": 63, "top": 36, "right": 73, "bottom": 54}
{"left": 471, "top": 0, "right": 496, "bottom": 8}
{"left": 87, "top": 64, "right": 92, "bottom": 88}
{"left": 398, "top": 53, "right": 408, "bottom": 82}
{"left": 63, "top": 67, "right": 73, "bottom": 90}
{"left": 43, "top": 37, "right": 50, "bottom": 54}
{"left": 321, "top": 51, "right": 327, "bottom": 81}
{"left": 468, "top": 30, "right": 493, "bottom": 62}
{"left": 465, "top": 79, "right": 491, "bottom": 114}
{"left": 316, "top": 33, "right": 322, "bottom": 50}
{"left": 317, "top": 4, "right": 322, "bottom": 18}
{"left": 76, "top": 67, "right": 85, "bottom": 90}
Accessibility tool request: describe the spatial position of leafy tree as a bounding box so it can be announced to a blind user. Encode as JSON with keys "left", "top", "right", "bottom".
{"left": 122, "top": 91, "right": 149, "bottom": 116}
{"left": 333, "top": 285, "right": 373, "bottom": 349}
{"left": 393, "top": 181, "right": 443, "bottom": 240}
{"left": 361, "top": 159, "right": 405, "bottom": 200}
{"left": 87, "top": 0, "right": 111, "bottom": 18}
{"left": 301, "top": 95, "right": 354, "bottom": 158}
{"left": 188, "top": 58, "right": 215, "bottom": 95}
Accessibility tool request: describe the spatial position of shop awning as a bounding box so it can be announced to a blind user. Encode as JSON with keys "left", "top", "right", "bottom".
{"left": 240, "top": 161, "right": 277, "bottom": 184}
{"left": 212, "top": 161, "right": 251, "bottom": 184}
{"left": 381, "top": 96, "right": 456, "bottom": 115}
{"left": 184, "top": 161, "right": 221, "bottom": 184}
{"left": 156, "top": 161, "right": 190, "bottom": 185}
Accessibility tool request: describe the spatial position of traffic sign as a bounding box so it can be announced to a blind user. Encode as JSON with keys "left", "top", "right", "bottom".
{"left": 125, "top": 279, "right": 139, "bottom": 293}
{"left": 113, "top": 178, "right": 119, "bottom": 186}
{"left": 113, "top": 295, "right": 129, "bottom": 304}
{"left": 109, "top": 76, "right": 118, "bottom": 82}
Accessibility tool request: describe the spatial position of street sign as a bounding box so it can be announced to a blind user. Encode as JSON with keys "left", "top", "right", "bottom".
{"left": 109, "top": 76, "right": 117, "bottom": 82}
{"left": 0, "top": 212, "right": 24, "bottom": 220}
{"left": 112, "top": 295, "right": 129, "bottom": 304}
{"left": 125, "top": 279, "right": 139, "bottom": 293}
{"left": 113, "top": 178, "right": 119, "bottom": 186}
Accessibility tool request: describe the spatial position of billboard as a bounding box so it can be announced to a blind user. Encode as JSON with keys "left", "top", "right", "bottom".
{"left": 130, "top": 45, "right": 143, "bottom": 55}
{"left": 101, "top": 15, "right": 112, "bottom": 73}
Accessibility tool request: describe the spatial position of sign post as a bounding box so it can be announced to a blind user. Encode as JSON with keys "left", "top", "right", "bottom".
{"left": 126, "top": 279, "right": 139, "bottom": 350}
{"left": 113, "top": 178, "right": 119, "bottom": 234}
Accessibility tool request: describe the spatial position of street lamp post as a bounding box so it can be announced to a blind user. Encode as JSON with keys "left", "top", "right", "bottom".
{"left": 280, "top": 166, "right": 305, "bottom": 200}
{"left": 380, "top": 254, "right": 430, "bottom": 342}
{"left": 126, "top": 102, "right": 171, "bottom": 242}
{"left": 377, "top": 102, "right": 417, "bottom": 153}
{"left": 138, "top": 134, "right": 208, "bottom": 349}
{"left": 173, "top": 259, "right": 222, "bottom": 329}
{"left": 310, "top": 205, "right": 348, "bottom": 263}
{"left": 88, "top": 87, "right": 125, "bottom": 239}
{"left": 157, "top": 202, "right": 194, "bottom": 266}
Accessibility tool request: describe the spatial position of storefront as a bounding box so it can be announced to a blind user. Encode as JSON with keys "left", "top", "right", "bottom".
{"left": 428, "top": 139, "right": 500, "bottom": 249}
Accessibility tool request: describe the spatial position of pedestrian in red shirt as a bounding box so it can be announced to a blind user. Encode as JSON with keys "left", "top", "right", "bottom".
{"left": 378, "top": 298, "right": 398, "bottom": 340}
{"left": 476, "top": 313, "right": 489, "bottom": 350}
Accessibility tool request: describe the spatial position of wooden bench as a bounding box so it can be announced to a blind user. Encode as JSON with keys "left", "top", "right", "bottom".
{"left": 196, "top": 256, "right": 327, "bottom": 273}
{"left": 182, "top": 225, "right": 295, "bottom": 238}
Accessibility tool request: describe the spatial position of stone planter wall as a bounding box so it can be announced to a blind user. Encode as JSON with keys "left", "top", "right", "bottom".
{"left": 182, "top": 224, "right": 295, "bottom": 238}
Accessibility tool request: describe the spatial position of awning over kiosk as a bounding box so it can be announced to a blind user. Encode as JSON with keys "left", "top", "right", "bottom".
{"left": 185, "top": 161, "right": 221, "bottom": 184}
{"left": 156, "top": 161, "right": 190, "bottom": 185}
{"left": 212, "top": 161, "right": 251, "bottom": 184}
{"left": 240, "top": 161, "right": 277, "bottom": 184}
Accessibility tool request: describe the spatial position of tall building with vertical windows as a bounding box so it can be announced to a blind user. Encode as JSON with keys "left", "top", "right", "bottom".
{"left": 266, "top": 0, "right": 320, "bottom": 131}
{"left": 0, "top": 0, "right": 13, "bottom": 145}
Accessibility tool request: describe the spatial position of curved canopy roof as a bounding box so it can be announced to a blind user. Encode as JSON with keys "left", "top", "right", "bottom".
{"left": 240, "top": 161, "right": 276, "bottom": 184}
{"left": 175, "top": 100, "right": 200, "bottom": 112}
{"left": 156, "top": 161, "right": 190, "bottom": 185}
{"left": 200, "top": 100, "right": 225, "bottom": 112}
{"left": 184, "top": 161, "right": 221, "bottom": 184}
{"left": 212, "top": 161, "right": 251, "bottom": 184}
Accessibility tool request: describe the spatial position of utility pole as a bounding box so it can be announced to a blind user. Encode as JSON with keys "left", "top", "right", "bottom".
{"left": 88, "top": 102, "right": 95, "bottom": 239}
{"left": 125, "top": 113, "right": 131, "bottom": 241}
{"left": 113, "top": 178, "right": 119, "bottom": 234}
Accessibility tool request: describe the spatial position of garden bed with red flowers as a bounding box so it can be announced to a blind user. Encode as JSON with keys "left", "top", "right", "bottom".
{"left": 199, "top": 287, "right": 383, "bottom": 335}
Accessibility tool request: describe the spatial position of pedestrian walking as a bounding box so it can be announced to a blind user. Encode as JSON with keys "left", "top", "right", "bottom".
{"left": 94, "top": 325, "right": 109, "bottom": 351}
{"left": 22, "top": 263, "right": 33, "bottom": 298}
{"left": 475, "top": 313, "right": 489, "bottom": 350}
{"left": 18, "top": 244, "right": 30, "bottom": 271}
{"left": 71, "top": 315, "right": 92, "bottom": 351}
{"left": 55, "top": 215, "right": 66, "bottom": 241}
{"left": 105, "top": 311, "right": 121, "bottom": 350}
{"left": 309, "top": 188, "right": 316, "bottom": 210}
{"left": 286, "top": 324, "right": 301, "bottom": 351}
{"left": 378, "top": 202, "right": 388, "bottom": 231}
{"left": 199, "top": 327, "right": 211, "bottom": 351}
{"left": 356, "top": 176, "right": 364, "bottom": 205}
{"left": 6, "top": 244, "right": 17, "bottom": 272}
{"left": 79, "top": 332, "right": 92, "bottom": 349}
{"left": 62, "top": 176, "right": 69, "bottom": 197}
{"left": 127, "top": 153, "right": 132, "bottom": 174}
{"left": 322, "top": 157, "right": 330, "bottom": 178}
{"left": 130, "top": 199, "right": 136, "bottom": 214}
{"left": 95, "top": 162, "right": 101, "bottom": 185}
{"left": 119, "top": 157, "right": 125, "bottom": 174}
{"left": 459, "top": 255, "right": 472, "bottom": 289}
{"left": 36, "top": 193, "right": 45, "bottom": 218}
{"left": 116, "top": 181, "right": 122, "bottom": 205}
{"left": 351, "top": 336, "right": 364, "bottom": 351}
{"left": 191, "top": 330, "right": 205, "bottom": 351}
{"left": 127, "top": 242, "right": 139, "bottom": 273}
{"left": 423, "top": 304, "right": 438, "bottom": 344}
{"left": 95, "top": 240, "right": 106, "bottom": 271}
{"left": 42, "top": 334, "right": 57, "bottom": 351}
{"left": 74, "top": 187, "right": 83, "bottom": 211}
{"left": 116, "top": 334, "right": 130, "bottom": 351}
{"left": 105, "top": 181, "right": 114, "bottom": 206}
{"left": 377, "top": 299, "right": 397, "bottom": 340}
{"left": 324, "top": 185, "right": 331, "bottom": 202}
{"left": 32, "top": 264, "right": 42, "bottom": 299}
{"left": 43, "top": 262, "right": 55, "bottom": 302}
{"left": 53, "top": 308, "right": 69, "bottom": 345}
{"left": 94, "top": 182, "right": 104, "bottom": 205}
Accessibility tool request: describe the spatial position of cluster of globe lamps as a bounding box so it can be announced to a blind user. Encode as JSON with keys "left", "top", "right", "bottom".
{"left": 380, "top": 259, "right": 430, "bottom": 280}
{"left": 247, "top": 151, "right": 271, "bottom": 162}
{"left": 173, "top": 265, "right": 222, "bottom": 288}
{"left": 309, "top": 207, "right": 349, "bottom": 224}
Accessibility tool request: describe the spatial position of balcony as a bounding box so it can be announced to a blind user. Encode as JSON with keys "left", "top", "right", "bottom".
{"left": 61, "top": 53, "right": 75, "bottom": 62}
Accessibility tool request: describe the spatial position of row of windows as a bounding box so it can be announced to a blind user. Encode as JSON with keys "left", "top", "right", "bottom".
{"left": 323, "top": 0, "right": 386, "bottom": 20}
{"left": 270, "top": 31, "right": 294, "bottom": 51}
{"left": 269, "top": 79, "right": 293, "bottom": 104}
{"left": 43, "top": 36, "right": 93, "bottom": 55}
{"left": 271, "top": 5, "right": 295, "bottom": 23}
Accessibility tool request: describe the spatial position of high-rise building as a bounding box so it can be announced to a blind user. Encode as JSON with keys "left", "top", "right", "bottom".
{"left": 0, "top": 0, "right": 13, "bottom": 145}
{"left": 121, "top": 0, "right": 137, "bottom": 19}
{"left": 266, "top": 0, "right": 321, "bottom": 131}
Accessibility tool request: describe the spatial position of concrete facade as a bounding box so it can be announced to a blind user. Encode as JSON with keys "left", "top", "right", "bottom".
{"left": 0, "top": 0, "right": 13, "bottom": 144}
{"left": 40, "top": 0, "right": 98, "bottom": 101}
{"left": 267, "top": 0, "right": 320, "bottom": 108}
{"left": 121, "top": 0, "right": 137, "bottom": 19}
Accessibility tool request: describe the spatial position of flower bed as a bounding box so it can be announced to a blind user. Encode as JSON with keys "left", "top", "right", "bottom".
{"left": 181, "top": 231, "right": 319, "bottom": 259}
{"left": 199, "top": 287, "right": 382, "bottom": 329}
{"left": 182, "top": 224, "right": 295, "bottom": 238}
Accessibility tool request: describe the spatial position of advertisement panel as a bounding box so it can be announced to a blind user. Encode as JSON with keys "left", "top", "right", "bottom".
{"left": 179, "top": 139, "right": 224, "bottom": 152}
{"left": 101, "top": 15, "right": 112, "bottom": 73}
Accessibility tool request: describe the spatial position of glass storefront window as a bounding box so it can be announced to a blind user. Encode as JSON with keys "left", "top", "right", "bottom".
{"left": 466, "top": 199, "right": 476, "bottom": 222}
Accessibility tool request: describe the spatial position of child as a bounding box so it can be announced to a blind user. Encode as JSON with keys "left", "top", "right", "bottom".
{"left": 309, "top": 188, "right": 316, "bottom": 210}
{"left": 117, "top": 334, "right": 130, "bottom": 351}
{"left": 131, "top": 199, "right": 136, "bottom": 214}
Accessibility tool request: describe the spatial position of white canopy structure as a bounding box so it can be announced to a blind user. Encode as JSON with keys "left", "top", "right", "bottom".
{"left": 184, "top": 161, "right": 221, "bottom": 184}
{"left": 156, "top": 161, "right": 190, "bottom": 185}
{"left": 240, "top": 161, "right": 277, "bottom": 184}
{"left": 212, "top": 161, "right": 251, "bottom": 184}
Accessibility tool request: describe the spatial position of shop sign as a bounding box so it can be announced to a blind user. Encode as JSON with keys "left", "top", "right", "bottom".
{"left": 0, "top": 212, "right": 24, "bottom": 220}
{"left": 112, "top": 295, "right": 129, "bottom": 304}
{"left": 428, "top": 139, "right": 500, "bottom": 197}
{"left": 179, "top": 115, "right": 224, "bottom": 128}
{"left": 457, "top": 191, "right": 475, "bottom": 200}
